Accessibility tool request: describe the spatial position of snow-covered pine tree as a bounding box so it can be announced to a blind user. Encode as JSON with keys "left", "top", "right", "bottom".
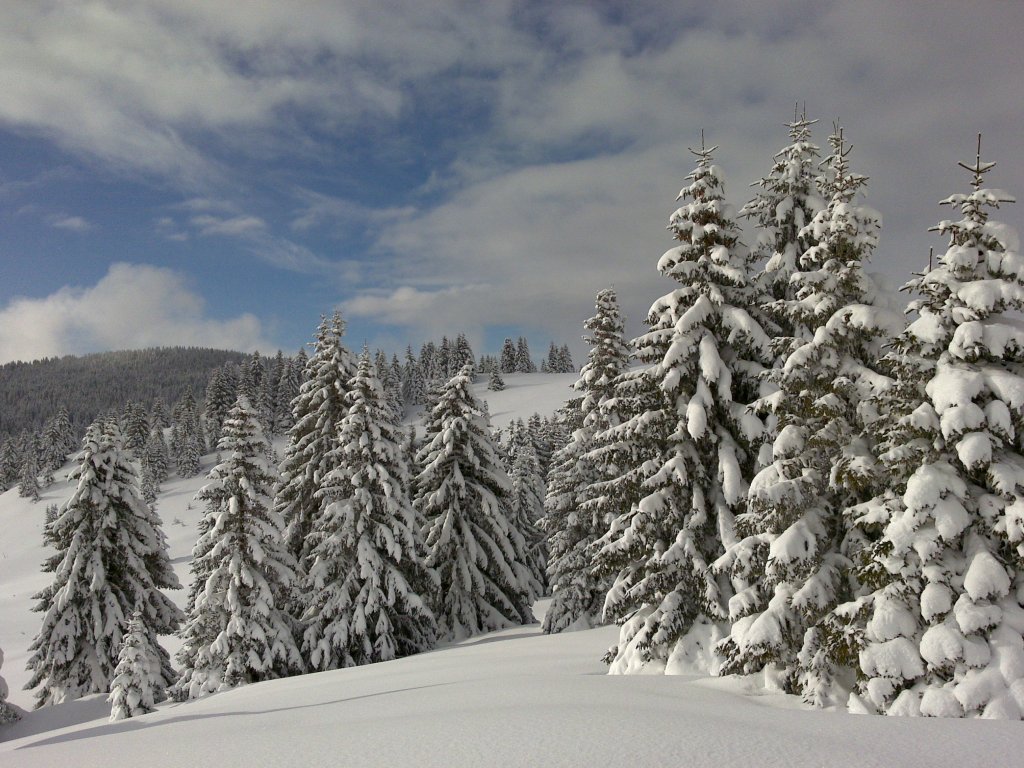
{"left": 204, "top": 364, "right": 238, "bottom": 445}
{"left": 543, "top": 287, "right": 631, "bottom": 633}
{"left": 25, "top": 421, "right": 182, "bottom": 707}
{"left": 122, "top": 401, "right": 150, "bottom": 453}
{"left": 515, "top": 337, "right": 536, "bottom": 373}
{"left": 416, "top": 364, "right": 538, "bottom": 639}
{"left": 508, "top": 439, "right": 548, "bottom": 598}
{"left": 276, "top": 312, "right": 357, "bottom": 568}
{"left": 740, "top": 110, "right": 823, "bottom": 352}
{"left": 488, "top": 367, "right": 506, "bottom": 391}
{"left": 275, "top": 352, "right": 303, "bottom": 432}
{"left": 174, "top": 397, "right": 303, "bottom": 698}
{"left": 0, "top": 645, "right": 18, "bottom": 723}
{"left": 18, "top": 438, "right": 41, "bottom": 501}
{"left": 108, "top": 609, "right": 163, "bottom": 721}
{"left": 596, "top": 138, "right": 770, "bottom": 674}
{"left": 150, "top": 397, "right": 170, "bottom": 431}
{"left": 302, "top": 353, "right": 437, "bottom": 669}
{"left": 840, "top": 140, "right": 1024, "bottom": 718}
{"left": 0, "top": 438, "right": 19, "bottom": 490}
{"left": 454, "top": 333, "right": 475, "bottom": 372}
{"left": 42, "top": 407, "right": 74, "bottom": 471}
{"left": 500, "top": 338, "right": 517, "bottom": 373}
{"left": 714, "top": 126, "right": 895, "bottom": 704}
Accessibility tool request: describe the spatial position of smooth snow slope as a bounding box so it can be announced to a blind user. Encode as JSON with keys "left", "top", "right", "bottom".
{"left": 2, "top": 373, "right": 1023, "bottom": 766}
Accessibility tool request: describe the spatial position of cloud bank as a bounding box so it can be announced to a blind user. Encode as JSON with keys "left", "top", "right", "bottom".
{"left": 0, "top": 263, "right": 273, "bottom": 364}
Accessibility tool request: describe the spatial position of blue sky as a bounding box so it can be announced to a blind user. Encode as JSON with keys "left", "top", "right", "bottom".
{"left": 0, "top": 0, "right": 1021, "bottom": 364}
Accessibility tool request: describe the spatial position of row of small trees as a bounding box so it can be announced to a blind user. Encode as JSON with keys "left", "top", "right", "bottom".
{"left": 540, "top": 118, "right": 1024, "bottom": 719}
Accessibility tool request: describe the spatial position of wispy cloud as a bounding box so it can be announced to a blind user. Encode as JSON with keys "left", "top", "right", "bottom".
{"left": 46, "top": 214, "right": 94, "bottom": 232}
{"left": 191, "top": 214, "right": 267, "bottom": 237}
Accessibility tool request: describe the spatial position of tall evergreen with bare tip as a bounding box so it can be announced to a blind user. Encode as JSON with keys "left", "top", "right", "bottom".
{"left": 174, "top": 397, "right": 303, "bottom": 698}
{"left": 302, "top": 353, "right": 436, "bottom": 669}
{"left": 25, "top": 421, "right": 182, "bottom": 707}
{"left": 542, "top": 287, "right": 630, "bottom": 633}
{"left": 595, "top": 138, "right": 771, "bottom": 674}
{"left": 416, "top": 364, "right": 538, "bottom": 639}
{"left": 276, "top": 311, "right": 357, "bottom": 568}
{"left": 841, "top": 140, "right": 1024, "bottom": 718}
{"left": 715, "top": 126, "right": 897, "bottom": 703}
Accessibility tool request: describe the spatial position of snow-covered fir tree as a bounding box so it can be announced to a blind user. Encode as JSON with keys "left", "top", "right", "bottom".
{"left": 0, "top": 439, "right": 19, "bottom": 490}
{"left": 508, "top": 438, "right": 548, "bottom": 597}
{"left": 838, "top": 141, "right": 1024, "bottom": 718}
{"left": 42, "top": 407, "right": 75, "bottom": 471}
{"left": 174, "top": 397, "right": 303, "bottom": 698}
{"left": 500, "top": 338, "right": 517, "bottom": 373}
{"left": 596, "top": 138, "right": 771, "bottom": 674}
{"left": 515, "top": 337, "right": 536, "bottom": 373}
{"left": 714, "top": 126, "right": 895, "bottom": 704}
{"left": 416, "top": 364, "right": 538, "bottom": 639}
{"left": 25, "top": 421, "right": 182, "bottom": 707}
{"left": 171, "top": 389, "right": 203, "bottom": 478}
{"left": 301, "top": 353, "right": 437, "bottom": 670}
{"left": 204, "top": 364, "right": 238, "bottom": 445}
{"left": 276, "top": 311, "right": 357, "bottom": 568}
{"left": 108, "top": 609, "right": 163, "bottom": 721}
{"left": 741, "top": 110, "right": 823, "bottom": 351}
{"left": 18, "top": 439, "right": 41, "bottom": 501}
{"left": 121, "top": 401, "right": 150, "bottom": 453}
{"left": 543, "top": 287, "right": 631, "bottom": 633}
{"left": 0, "top": 645, "right": 18, "bottom": 723}
{"left": 488, "top": 367, "right": 506, "bottom": 391}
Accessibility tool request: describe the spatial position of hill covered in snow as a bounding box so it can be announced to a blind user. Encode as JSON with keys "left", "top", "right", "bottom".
{"left": 1, "top": 373, "right": 1023, "bottom": 766}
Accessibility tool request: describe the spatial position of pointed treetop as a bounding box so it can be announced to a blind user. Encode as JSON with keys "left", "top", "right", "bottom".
{"left": 958, "top": 133, "right": 997, "bottom": 190}
{"left": 688, "top": 130, "right": 718, "bottom": 166}
{"left": 787, "top": 102, "right": 817, "bottom": 140}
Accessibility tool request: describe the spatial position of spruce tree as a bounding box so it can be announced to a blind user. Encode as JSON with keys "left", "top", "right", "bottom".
{"left": 0, "top": 645, "right": 18, "bottom": 723}
{"left": 275, "top": 312, "right": 357, "bottom": 567}
{"left": 741, "top": 110, "right": 823, "bottom": 350}
{"left": 500, "top": 338, "right": 517, "bottom": 373}
{"left": 416, "top": 365, "right": 538, "bottom": 639}
{"left": 508, "top": 439, "right": 548, "bottom": 598}
{"left": 0, "top": 439, "right": 18, "bottom": 490}
{"left": 595, "top": 138, "right": 770, "bottom": 673}
{"left": 25, "top": 422, "right": 182, "bottom": 707}
{"left": 543, "top": 287, "right": 630, "bottom": 633}
{"left": 204, "top": 365, "right": 238, "bottom": 445}
{"left": 108, "top": 610, "right": 163, "bottom": 721}
{"left": 174, "top": 397, "right": 303, "bottom": 698}
{"left": 842, "top": 141, "right": 1024, "bottom": 718}
{"left": 515, "top": 337, "right": 536, "bottom": 373}
{"left": 488, "top": 367, "right": 506, "bottom": 392}
{"left": 18, "top": 439, "right": 41, "bottom": 502}
{"left": 302, "top": 354, "right": 437, "bottom": 669}
{"left": 715, "top": 127, "right": 893, "bottom": 704}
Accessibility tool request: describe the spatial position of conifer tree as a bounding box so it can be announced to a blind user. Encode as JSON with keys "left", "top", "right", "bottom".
{"left": 543, "top": 287, "right": 630, "bottom": 633}
{"left": 714, "top": 127, "right": 894, "bottom": 704}
{"left": 174, "top": 397, "right": 303, "bottom": 698}
{"left": 509, "top": 440, "right": 548, "bottom": 598}
{"left": 25, "top": 422, "right": 182, "bottom": 707}
{"left": 302, "top": 354, "right": 436, "bottom": 669}
{"left": 515, "top": 337, "right": 536, "bottom": 373}
{"left": 108, "top": 610, "right": 163, "bottom": 721}
{"left": 0, "top": 645, "right": 18, "bottom": 723}
{"left": 276, "top": 312, "right": 357, "bottom": 568}
{"left": 42, "top": 408, "right": 74, "bottom": 471}
{"left": 488, "top": 367, "right": 506, "bottom": 391}
{"left": 841, "top": 141, "right": 1024, "bottom": 718}
{"left": 150, "top": 398, "right": 170, "bottom": 431}
{"left": 0, "top": 439, "right": 18, "bottom": 490}
{"left": 122, "top": 401, "right": 150, "bottom": 453}
{"left": 204, "top": 365, "right": 238, "bottom": 445}
{"left": 18, "top": 439, "right": 41, "bottom": 502}
{"left": 595, "top": 138, "right": 770, "bottom": 673}
{"left": 741, "top": 110, "right": 823, "bottom": 350}
{"left": 416, "top": 365, "right": 538, "bottom": 639}
{"left": 500, "top": 338, "right": 517, "bottom": 373}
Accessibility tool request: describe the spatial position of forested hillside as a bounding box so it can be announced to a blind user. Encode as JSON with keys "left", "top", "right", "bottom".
{"left": 0, "top": 347, "right": 247, "bottom": 440}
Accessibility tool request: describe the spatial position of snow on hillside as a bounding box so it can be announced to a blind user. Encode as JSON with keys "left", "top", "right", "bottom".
{"left": 2, "top": 373, "right": 1023, "bottom": 766}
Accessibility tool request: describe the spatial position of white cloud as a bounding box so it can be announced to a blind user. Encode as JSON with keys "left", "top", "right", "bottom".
{"left": 46, "top": 214, "right": 93, "bottom": 232}
{"left": 191, "top": 213, "right": 267, "bottom": 237}
{"left": 0, "top": 263, "right": 273, "bottom": 364}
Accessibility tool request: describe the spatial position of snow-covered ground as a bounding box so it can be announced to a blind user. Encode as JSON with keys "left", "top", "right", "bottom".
{"left": 2, "top": 372, "right": 1023, "bottom": 765}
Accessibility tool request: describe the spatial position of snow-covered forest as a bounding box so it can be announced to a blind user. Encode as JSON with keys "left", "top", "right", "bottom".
{"left": 3, "top": 118, "right": 1024, "bottom": 765}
